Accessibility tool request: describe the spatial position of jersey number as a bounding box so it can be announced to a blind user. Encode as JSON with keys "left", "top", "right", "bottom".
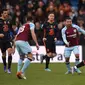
{"left": 17, "top": 26, "right": 25, "bottom": 35}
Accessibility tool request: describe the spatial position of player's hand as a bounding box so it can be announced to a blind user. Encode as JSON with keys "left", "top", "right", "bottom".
{"left": 0, "top": 34, "right": 4, "bottom": 38}
{"left": 43, "top": 38, "right": 47, "bottom": 41}
{"left": 12, "top": 48, "right": 15, "bottom": 54}
{"left": 36, "top": 43, "right": 39, "bottom": 50}
{"left": 54, "top": 38, "right": 57, "bottom": 41}
{"left": 66, "top": 42, "right": 69, "bottom": 47}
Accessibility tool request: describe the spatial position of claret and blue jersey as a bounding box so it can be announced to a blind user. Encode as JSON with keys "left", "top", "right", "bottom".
{"left": 62, "top": 24, "right": 85, "bottom": 47}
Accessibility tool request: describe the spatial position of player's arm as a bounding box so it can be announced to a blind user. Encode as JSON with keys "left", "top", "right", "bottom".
{"left": 61, "top": 27, "right": 69, "bottom": 46}
{"left": 30, "top": 23, "right": 39, "bottom": 50}
{"left": 12, "top": 35, "right": 17, "bottom": 48}
{"left": 43, "top": 28, "right": 47, "bottom": 41}
{"left": 73, "top": 24, "right": 85, "bottom": 35}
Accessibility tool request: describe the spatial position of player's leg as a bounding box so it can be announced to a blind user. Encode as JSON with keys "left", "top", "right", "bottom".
{"left": 6, "top": 42, "right": 14, "bottom": 73}
{"left": 16, "top": 54, "right": 24, "bottom": 79}
{"left": 2, "top": 52, "right": 6, "bottom": 72}
{"left": 72, "top": 46, "right": 81, "bottom": 74}
{"left": 64, "top": 47, "right": 71, "bottom": 74}
{"left": 15, "top": 42, "right": 23, "bottom": 73}
{"left": 40, "top": 40, "right": 49, "bottom": 64}
{"left": 18, "top": 52, "right": 33, "bottom": 80}
{"left": 17, "top": 55, "right": 24, "bottom": 72}
{"left": 76, "top": 60, "right": 85, "bottom": 68}
{"left": 51, "top": 43, "right": 57, "bottom": 58}
{"left": 45, "top": 53, "right": 51, "bottom": 71}
{"left": 44, "top": 41, "right": 53, "bottom": 71}
{"left": 71, "top": 60, "right": 85, "bottom": 74}
{"left": 1, "top": 43, "right": 7, "bottom": 72}
{"left": 45, "top": 42, "right": 56, "bottom": 71}
{"left": 15, "top": 41, "right": 25, "bottom": 79}
{"left": 73, "top": 46, "right": 80, "bottom": 65}
{"left": 40, "top": 54, "right": 47, "bottom": 64}
{"left": 7, "top": 48, "right": 13, "bottom": 73}
{"left": 21, "top": 53, "right": 32, "bottom": 73}
{"left": 16, "top": 41, "right": 32, "bottom": 79}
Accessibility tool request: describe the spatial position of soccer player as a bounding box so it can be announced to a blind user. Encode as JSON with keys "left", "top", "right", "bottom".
{"left": 61, "top": 17, "right": 85, "bottom": 74}
{"left": 15, "top": 16, "right": 39, "bottom": 79}
{"left": 71, "top": 60, "right": 85, "bottom": 74}
{"left": 41, "top": 12, "right": 58, "bottom": 71}
{"left": 0, "top": 9, "right": 15, "bottom": 73}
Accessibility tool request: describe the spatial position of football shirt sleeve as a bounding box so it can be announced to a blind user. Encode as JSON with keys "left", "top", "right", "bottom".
{"left": 61, "top": 27, "right": 69, "bottom": 45}
{"left": 72, "top": 24, "right": 85, "bottom": 35}
{"left": 29, "top": 22, "right": 35, "bottom": 30}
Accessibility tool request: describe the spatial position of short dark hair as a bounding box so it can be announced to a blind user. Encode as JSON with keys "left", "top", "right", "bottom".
{"left": 27, "top": 16, "right": 33, "bottom": 21}
{"left": 47, "top": 12, "right": 55, "bottom": 16}
{"left": 0, "top": 8, "right": 8, "bottom": 16}
{"left": 65, "top": 16, "right": 71, "bottom": 21}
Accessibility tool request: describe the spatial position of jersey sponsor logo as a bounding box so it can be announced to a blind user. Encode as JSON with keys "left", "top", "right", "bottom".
{"left": 49, "top": 29, "right": 54, "bottom": 35}
{"left": 67, "top": 34, "right": 77, "bottom": 38}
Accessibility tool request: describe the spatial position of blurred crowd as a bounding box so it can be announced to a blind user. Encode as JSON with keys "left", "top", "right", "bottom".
{"left": 0, "top": 0, "right": 85, "bottom": 45}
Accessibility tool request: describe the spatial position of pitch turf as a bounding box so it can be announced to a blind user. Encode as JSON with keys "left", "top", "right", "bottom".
{"left": 0, "top": 63, "right": 85, "bottom": 85}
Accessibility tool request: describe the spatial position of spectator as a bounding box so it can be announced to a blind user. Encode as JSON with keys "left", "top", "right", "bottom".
{"left": 35, "top": 22, "right": 43, "bottom": 45}
{"left": 34, "top": 8, "right": 45, "bottom": 24}
{"left": 59, "top": 1, "right": 71, "bottom": 16}
{"left": 77, "top": 18, "right": 85, "bottom": 45}
{"left": 78, "top": 0, "right": 85, "bottom": 10}
{"left": 55, "top": 22, "right": 64, "bottom": 45}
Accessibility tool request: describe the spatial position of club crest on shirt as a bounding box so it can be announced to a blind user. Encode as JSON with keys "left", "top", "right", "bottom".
{"left": 74, "top": 29, "right": 76, "bottom": 33}
{"left": 50, "top": 25, "right": 53, "bottom": 28}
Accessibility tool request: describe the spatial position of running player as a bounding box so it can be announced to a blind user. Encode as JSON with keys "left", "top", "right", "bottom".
{"left": 15, "top": 16, "right": 39, "bottom": 79}
{"left": 62, "top": 17, "right": 85, "bottom": 74}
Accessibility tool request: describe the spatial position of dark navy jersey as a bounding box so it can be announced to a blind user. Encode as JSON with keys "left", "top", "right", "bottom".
{"left": 0, "top": 18, "right": 14, "bottom": 42}
{"left": 43, "top": 21, "right": 58, "bottom": 41}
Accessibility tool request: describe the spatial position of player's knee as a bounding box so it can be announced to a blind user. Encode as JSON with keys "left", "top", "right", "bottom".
{"left": 47, "top": 52, "right": 52, "bottom": 57}
{"left": 65, "top": 58, "right": 69, "bottom": 62}
{"left": 52, "top": 53, "right": 57, "bottom": 57}
{"left": 2, "top": 53, "right": 6, "bottom": 58}
{"left": 20, "top": 55, "right": 25, "bottom": 60}
{"left": 27, "top": 52, "right": 33, "bottom": 61}
{"left": 65, "top": 59, "right": 70, "bottom": 65}
{"left": 7, "top": 48, "right": 13, "bottom": 55}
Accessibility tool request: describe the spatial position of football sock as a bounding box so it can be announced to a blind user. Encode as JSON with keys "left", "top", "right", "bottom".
{"left": 21, "top": 58, "right": 30, "bottom": 73}
{"left": 45, "top": 55, "right": 50, "bottom": 69}
{"left": 76, "top": 61, "right": 85, "bottom": 68}
{"left": 65, "top": 62, "right": 70, "bottom": 71}
{"left": 17, "top": 58, "right": 23, "bottom": 72}
{"left": 75, "top": 58, "right": 79, "bottom": 65}
{"left": 8, "top": 55, "right": 12, "bottom": 69}
{"left": 2, "top": 56, "right": 6, "bottom": 67}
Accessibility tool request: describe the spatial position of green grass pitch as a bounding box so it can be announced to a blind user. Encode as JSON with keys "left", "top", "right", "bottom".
{"left": 0, "top": 63, "right": 85, "bottom": 85}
